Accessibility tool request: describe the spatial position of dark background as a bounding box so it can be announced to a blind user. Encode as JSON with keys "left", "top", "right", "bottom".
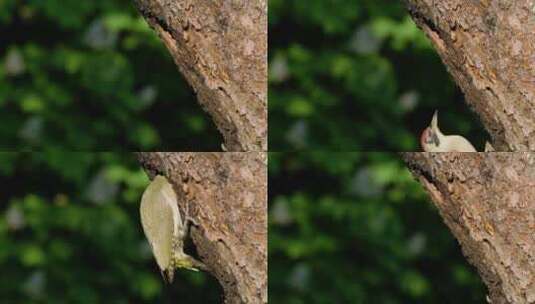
{"left": 0, "top": 152, "right": 220, "bottom": 303}
{"left": 268, "top": 152, "right": 487, "bottom": 303}
{"left": 268, "top": 0, "right": 488, "bottom": 151}
{"left": 0, "top": 0, "right": 221, "bottom": 151}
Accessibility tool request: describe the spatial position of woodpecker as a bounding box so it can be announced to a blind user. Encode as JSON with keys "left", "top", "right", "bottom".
{"left": 140, "top": 175, "right": 206, "bottom": 283}
{"left": 420, "top": 111, "right": 477, "bottom": 152}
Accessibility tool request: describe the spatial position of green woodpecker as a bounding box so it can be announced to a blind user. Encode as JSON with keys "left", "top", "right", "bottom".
{"left": 420, "top": 111, "right": 477, "bottom": 152}
{"left": 140, "top": 175, "right": 205, "bottom": 283}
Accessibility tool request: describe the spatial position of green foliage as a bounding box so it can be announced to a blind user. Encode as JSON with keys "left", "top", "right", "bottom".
{"left": 268, "top": 152, "right": 486, "bottom": 303}
{"left": 0, "top": 0, "right": 221, "bottom": 150}
{"left": 269, "top": 1, "right": 488, "bottom": 151}
{"left": 0, "top": 152, "right": 219, "bottom": 303}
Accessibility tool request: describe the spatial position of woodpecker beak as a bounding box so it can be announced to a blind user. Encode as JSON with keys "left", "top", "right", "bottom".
{"left": 431, "top": 110, "right": 439, "bottom": 131}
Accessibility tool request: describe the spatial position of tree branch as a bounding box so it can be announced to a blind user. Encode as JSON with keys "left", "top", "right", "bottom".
{"left": 402, "top": 153, "right": 535, "bottom": 304}
{"left": 137, "top": 152, "right": 267, "bottom": 304}
{"left": 404, "top": 0, "right": 535, "bottom": 151}
{"left": 133, "top": 1, "right": 267, "bottom": 151}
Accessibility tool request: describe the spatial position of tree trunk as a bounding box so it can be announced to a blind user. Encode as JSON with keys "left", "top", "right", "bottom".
{"left": 136, "top": 152, "right": 267, "bottom": 304}
{"left": 404, "top": 0, "right": 535, "bottom": 151}
{"left": 402, "top": 153, "right": 535, "bottom": 304}
{"left": 133, "top": 1, "right": 267, "bottom": 152}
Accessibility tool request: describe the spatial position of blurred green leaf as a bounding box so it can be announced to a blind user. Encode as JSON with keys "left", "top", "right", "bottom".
{"left": 20, "top": 244, "right": 46, "bottom": 266}
{"left": 1, "top": 0, "right": 221, "bottom": 150}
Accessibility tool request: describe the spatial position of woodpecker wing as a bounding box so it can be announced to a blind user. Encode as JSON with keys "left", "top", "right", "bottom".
{"left": 445, "top": 135, "right": 477, "bottom": 152}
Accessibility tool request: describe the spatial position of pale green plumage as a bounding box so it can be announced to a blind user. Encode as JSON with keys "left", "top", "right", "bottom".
{"left": 422, "top": 111, "right": 477, "bottom": 152}
{"left": 140, "top": 175, "right": 203, "bottom": 283}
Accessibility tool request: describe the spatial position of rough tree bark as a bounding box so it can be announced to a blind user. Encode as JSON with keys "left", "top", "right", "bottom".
{"left": 136, "top": 152, "right": 267, "bottom": 304}
{"left": 402, "top": 153, "right": 535, "bottom": 304}
{"left": 133, "top": 0, "right": 267, "bottom": 152}
{"left": 404, "top": 0, "right": 535, "bottom": 151}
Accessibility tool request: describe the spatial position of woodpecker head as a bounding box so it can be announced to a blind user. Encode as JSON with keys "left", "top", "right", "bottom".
{"left": 420, "top": 110, "right": 477, "bottom": 152}
{"left": 420, "top": 110, "right": 443, "bottom": 152}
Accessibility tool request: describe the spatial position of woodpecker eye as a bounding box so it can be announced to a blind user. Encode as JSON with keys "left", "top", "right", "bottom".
{"left": 429, "top": 131, "right": 440, "bottom": 146}
{"left": 423, "top": 129, "right": 439, "bottom": 146}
